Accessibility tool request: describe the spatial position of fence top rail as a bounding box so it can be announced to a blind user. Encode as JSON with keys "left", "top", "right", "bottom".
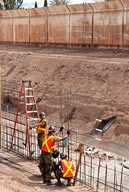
{"left": 90, "top": 0, "right": 123, "bottom": 12}
{"left": 67, "top": 4, "right": 92, "bottom": 13}
{"left": 10, "top": 9, "right": 29, "bottom": 17}
{"left": 120, "top": 0, "right": 129, "bottom": 8}
{"left": 0, "top": 10, "right": 12, "bottom": 17}
{"left": 27, "top": 7, "right": 48, "bottom": 16}
{"left": 46, "top": 5, "right": 69, "bottom": 15}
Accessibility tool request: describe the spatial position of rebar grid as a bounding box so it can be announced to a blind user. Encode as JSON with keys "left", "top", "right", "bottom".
{"left": 1, "top": 80, "right": 129, "bottom": 192}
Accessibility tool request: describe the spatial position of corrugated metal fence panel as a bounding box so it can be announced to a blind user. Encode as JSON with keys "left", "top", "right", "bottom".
{"left": 10, "top": 9, "right": 29, "bottom": 43}
{"left": 120, "top": 0, "right": 129, "bottom": 46}
{"left": 0, "top": 10, "right": 13, "bottom": 42}
{"left": 68, "top": 4, "right": 92, "bottom": 45}
{"left": 91, "top": 1, "right": 123, "bottom": 46}
{"left": 47, "top": 5, "right": 70, "bottom": 44}
{"left": 27, "top": 8, "right": 48, "bottom": 43}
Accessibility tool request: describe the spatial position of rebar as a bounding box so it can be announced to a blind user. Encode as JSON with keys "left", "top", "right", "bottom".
{"left": 1, "top": 80, "right": 129, "bottom": 192}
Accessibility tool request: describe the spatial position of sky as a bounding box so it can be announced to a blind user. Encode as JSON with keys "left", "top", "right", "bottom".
{"left": 22, "top": 0, "right": 93, "bottom": 8}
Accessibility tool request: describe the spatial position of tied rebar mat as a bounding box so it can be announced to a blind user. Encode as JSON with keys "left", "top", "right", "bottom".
{"left": 1, "top": 80, "right": 129, "bottom": 192}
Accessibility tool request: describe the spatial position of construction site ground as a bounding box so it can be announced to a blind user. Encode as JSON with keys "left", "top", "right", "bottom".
{"left": 1, "top": 44, "right": 129, "bottom": 190}
{"left": 0, "top": 149, "right": 93, "bottom": 192}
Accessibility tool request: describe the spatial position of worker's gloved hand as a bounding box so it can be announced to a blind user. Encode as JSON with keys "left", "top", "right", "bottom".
{"left": 67, "top": 130, "right": 70, "bottom": 135}
{"left": 60, "top": 127, "right": 64, "bottom": 132}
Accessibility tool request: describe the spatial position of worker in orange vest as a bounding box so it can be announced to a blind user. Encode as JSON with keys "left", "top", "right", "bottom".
{"left": 40, "top": 125, "right": 70, "bottom": 185}
{"left": 54, "top": 152, "right": 74, "bottom": 186}
{"left": 30, "top": 112, "right": 47, "bottom": 149}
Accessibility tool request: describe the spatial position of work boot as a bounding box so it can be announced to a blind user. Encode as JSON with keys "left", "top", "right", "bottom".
{"left": 55, "top": 180, "right": 62, "bottom": 186}
{"left": 67, "top": 179, "right": 72, "bottom": 186}
{"left": 43, "top": 178, "right": 47, "bottom": 184}
{"left": 46, "top": 180, "right": 53, "bottom": 185}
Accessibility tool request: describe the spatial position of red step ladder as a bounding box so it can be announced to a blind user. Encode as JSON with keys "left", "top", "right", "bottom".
{"left": 10, "top": 80, "right": 39, "bottom": 159}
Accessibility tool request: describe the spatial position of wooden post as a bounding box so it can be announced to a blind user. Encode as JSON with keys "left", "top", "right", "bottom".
{"left": 73, "top": 144, "right": 84, "bottom": 186}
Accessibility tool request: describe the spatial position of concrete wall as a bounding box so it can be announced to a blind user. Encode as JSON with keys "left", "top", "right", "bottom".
{"left": 1, "top": 0, "right": 129, "bottom": 48}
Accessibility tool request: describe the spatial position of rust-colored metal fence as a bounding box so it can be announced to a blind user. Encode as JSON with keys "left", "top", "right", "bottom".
{"left": 1, "top": 0, "right": 129, "bottom": 48}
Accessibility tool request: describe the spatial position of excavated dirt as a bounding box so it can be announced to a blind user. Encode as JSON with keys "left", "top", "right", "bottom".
{"left": 0, "top": 149, "right": 94, "bottom": 192}
{"left": 1, "top": 44, "right": 129, "bottom": 147}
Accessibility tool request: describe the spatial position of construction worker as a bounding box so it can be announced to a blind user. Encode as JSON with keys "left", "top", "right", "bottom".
{"left": 51, "top": 149, "right": 60, "bottom": 173}
{"left": 39, "top": 125, "right": 70, "bottom": 185}
{"left": 30, "top": 112, "right": 47, "bottom": 149}
{"left": 54, "top": 152, "right": 74, "bottom": 186}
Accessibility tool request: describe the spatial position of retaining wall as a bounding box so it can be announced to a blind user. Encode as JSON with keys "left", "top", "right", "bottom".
{"left": 1, "top": 0, "right": 129, "bottom": 48}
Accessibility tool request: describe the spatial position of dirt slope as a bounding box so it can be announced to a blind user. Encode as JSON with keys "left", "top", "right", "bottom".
{"left": 1, "top": 44, "right": 129, "bottom": 146}
{"left": 0, "top": 149, "right": 94, "bottom": 192}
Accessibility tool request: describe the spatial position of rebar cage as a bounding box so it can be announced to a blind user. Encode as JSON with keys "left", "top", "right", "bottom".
{"left": 1, "top": 80, "right": 129, "bottom": 192}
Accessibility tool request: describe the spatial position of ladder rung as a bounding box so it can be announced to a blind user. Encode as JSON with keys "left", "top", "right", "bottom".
{"left": 26, "top": 96, "right": 34, "bottom": 98}
{"left": 28, "top": 118, "right": 39, "bottom": 121}
{"left": 25, "top": 88, "right": 33, "bottom": 90}
{"left": 22, "top": 80, "right": 31, "bottom": 83}
{"left": 95, "top": 128, "right": 102, "bottom": 132}
{"left": 26, "top": 103, "right": 36, "bottom": 106}
{"left": 27, "top": 111, "right": 38, "bottom": 113}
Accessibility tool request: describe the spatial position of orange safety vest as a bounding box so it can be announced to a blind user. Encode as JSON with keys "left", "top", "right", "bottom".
{"left": 42, "top": 134, "right": 55, "bottom": 153}
{"left": 37, "top": 119, "right": 47, "bottom": 134}
{"left": 61, "top": 160, "right": 74, "bottom": 178}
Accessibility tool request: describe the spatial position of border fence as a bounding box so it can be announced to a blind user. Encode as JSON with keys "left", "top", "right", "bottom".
{"left": 1, "top": 80, "right": 129, "bottom": 192}
{"left": 1, "top": 0, "right": 129, "bottom": 48}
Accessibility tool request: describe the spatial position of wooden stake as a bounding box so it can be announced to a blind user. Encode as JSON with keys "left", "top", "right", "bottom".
{"left": 73, "top": 144, "right": 84, "bottom": 186}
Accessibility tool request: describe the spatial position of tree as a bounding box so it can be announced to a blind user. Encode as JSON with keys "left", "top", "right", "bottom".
{"left": 35, "top": 1, "right": 37, "bottom": 8}
{"left": 49, "top": 0, "right": 71, "bottom": 6}
{"left": 0, "top": 0, "right": 23, "bottom": 10}
{"left": 0, "top": 3, "right": 4, "bottom": 9}
{"left": 44, "top": 0, "right": 47, "bottom": 7}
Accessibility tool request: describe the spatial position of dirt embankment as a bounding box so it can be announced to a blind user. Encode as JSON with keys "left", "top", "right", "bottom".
{"left": 1, "top": 44, "right": 129, "bottom": 146}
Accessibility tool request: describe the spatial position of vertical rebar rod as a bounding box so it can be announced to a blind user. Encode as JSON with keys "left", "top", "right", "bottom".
{"left": 84, "top": 151, "right": 86, "bottom": 185}
{"left": 120, "top": 159, "right": 124, "bottom": 192}
{"left": 97, "top": 154, "right": 101, "bottom": 191}
{"left": 0, "top": 66, "right": 1, "bottom": 149}
{"left": 90, "top": 155, "right": 93, "bottom": 187}
{"left": 114, "top": 157, "right": 116, "bottom": 192}
{"left": 60, "top": 89, "right": 64, "bottom": 152}
{"left": 76, "top": 93, "right": 78, "bottom": 171}
{"left": 67, "top": 90, "right": 70, "bottom": 160}
{"left": 104, "top": 155, "right": 108, "bottom": 192}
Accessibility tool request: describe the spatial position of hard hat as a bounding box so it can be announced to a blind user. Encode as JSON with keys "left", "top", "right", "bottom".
{"left": 60, "top": 152, "right": 67, "bottom": 160}
{"left": 52, "top": 150, "right": 60, "bottom": 158}
{"left": 48, "top": 125, "right": 55, "bottom": 133}
{"left": 39, "top": 112, "right": 45, "bottom": 118}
